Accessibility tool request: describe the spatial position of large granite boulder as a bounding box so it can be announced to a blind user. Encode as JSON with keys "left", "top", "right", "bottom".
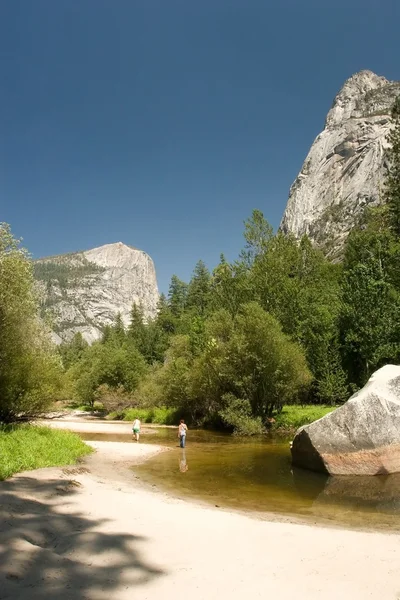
{"left": 291, "top": 365, "right": 400, "bottom": 475}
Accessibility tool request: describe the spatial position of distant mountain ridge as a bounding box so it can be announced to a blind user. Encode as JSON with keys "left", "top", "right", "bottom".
{"left": 280, "top": 70, "right": 400, "bottom": 256}
{"left": 34, "top": 242, "right": 159, "bottom": 343}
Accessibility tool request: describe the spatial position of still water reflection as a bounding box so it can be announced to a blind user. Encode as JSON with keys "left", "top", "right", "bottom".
{"left": 80, "top": 426, "right": 400, "bottom": 529}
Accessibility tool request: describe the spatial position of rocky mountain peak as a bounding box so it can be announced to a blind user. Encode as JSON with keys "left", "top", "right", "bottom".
{"left": 280, "top": 70, "right": 400, "bottom": 257}
{"left": 34, "top": 242, "right": 159, "bottom": 343}
{"left": 326, "top": 70, "right": 389, "bottom": 128}
{"left": 83, "top": 242, "right": 147, "bottom": 270}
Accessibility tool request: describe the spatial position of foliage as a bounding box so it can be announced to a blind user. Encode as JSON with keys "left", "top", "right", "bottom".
{"left": 59, "top": 332, "right": 88, "bottom": 369}
{"left": 5, "top": 107, "right": 400, "bottom": 432}
{"left": 67, "top": 317, "right": 147, "bottom": 406}
{"left": 33, "top": 256, "right": 105, "bottom": 289}
{"left": 108, "top": 406, "right": 180, "bottom": 424}
{"left": 219, "top": 395, "right": 264, "bottom": 435}
{"left": 138, "top": 303, "right": 312, "bottom": 425}
{"left": 340, "top": 208, "right": 400, "bottom": 386}
{"left": 0, "top": 425, "right": 92, "bottom": 480}
{"left": 384, "top": 96, "right": 400, "bottom": 235}
{"left": 0, "top": 223, "right": 63, "bottom": 423}
{"left": 168, "top": 275, "right": 188, "bottom": 317}
{"left": 272, "top": 405, "right": 334, "bottom": 430}
{"left": 186, "top": 260, "right": 212, "bottom": 315}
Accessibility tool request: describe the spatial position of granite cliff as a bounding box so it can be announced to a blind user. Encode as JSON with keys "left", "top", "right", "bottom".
{"left": 280, "top": 70, "right": 400, "bottom": 256}
{"left": 34, "top": 242, "right": 159, "bottom": 343}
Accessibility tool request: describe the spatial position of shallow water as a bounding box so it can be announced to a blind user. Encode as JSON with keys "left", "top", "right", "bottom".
{"left": 80, "top": 426, "right": 400, "bottom": 529}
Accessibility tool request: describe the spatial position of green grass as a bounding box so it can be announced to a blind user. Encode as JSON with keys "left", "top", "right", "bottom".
{"left": 273, "top": 405, "right": 335, "bottom": 430}
{"left": 107, "top": 404, "right": 336, "bottom": 431}
{"left": 0, "top": 425, "right": 93, "bottom": 480}
{"left": 108, "top": 406, "right": 180, "bottom": 425}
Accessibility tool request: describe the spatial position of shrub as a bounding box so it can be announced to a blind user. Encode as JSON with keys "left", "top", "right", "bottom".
{"left": 108, "top": 406, "right": 180, "bottom": 425}
{"left": 219, "top": 395, "right": 264, "bottom": 436}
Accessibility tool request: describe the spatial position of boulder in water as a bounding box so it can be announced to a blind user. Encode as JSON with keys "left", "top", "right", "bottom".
{"left": 291, "top": 365, "right": 400, "bottom": 475}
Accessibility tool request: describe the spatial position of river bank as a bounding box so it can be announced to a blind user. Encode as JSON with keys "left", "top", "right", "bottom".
{"left": 1, "top": 424, "right": 400, "bottom": 599}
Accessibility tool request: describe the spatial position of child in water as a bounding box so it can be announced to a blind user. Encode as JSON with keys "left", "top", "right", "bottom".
{"left": 132, "top": 418, "right": 141, "bottom": 442}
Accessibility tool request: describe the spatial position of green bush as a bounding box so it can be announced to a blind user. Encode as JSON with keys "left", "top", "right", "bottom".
{"left": 68, "top": 341, "right": 147, "bottom": 406}
{"left": 0, "top": 425, "right": 92, "bottom": 480}
{"left": 219, "top": 395, "right": 264, "bottom": 436}
{"left": 108, "top": 406, "right": 180, "bottom": 425}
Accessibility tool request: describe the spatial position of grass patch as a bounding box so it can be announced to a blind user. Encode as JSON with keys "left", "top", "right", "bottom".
{"left": 108, "top": 406, "right": 180, "bottom": 425}
{"left": 273, "top": 405, "right": 335, "bottom": 430}
{"left": 0, "top": 424, "right": 93, "bottom": 480}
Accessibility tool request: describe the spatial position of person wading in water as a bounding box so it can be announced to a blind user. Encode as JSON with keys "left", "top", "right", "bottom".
{"left": 132, "top": 417, "right": 141, "bottom": 442}
{"left": 178, "top": 419, "right": 188, "bottom": 448}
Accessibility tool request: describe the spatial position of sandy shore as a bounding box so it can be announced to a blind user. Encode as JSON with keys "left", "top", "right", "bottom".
{"left": 1, "top": 426, "right": 400, "bottom": 599}
{"left": 40, "top": 418, "right": 137, "bottom": 435}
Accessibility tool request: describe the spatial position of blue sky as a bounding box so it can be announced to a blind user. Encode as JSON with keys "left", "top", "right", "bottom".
{"left": 1, "top": 0, "right": 399, "bottom": 293}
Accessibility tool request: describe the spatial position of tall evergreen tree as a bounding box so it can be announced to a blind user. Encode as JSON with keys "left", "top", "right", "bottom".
{"left": 155, "top": 293, "right": 176, "bottom": 334}
{"left": 186, "top": 260, "right": 211, "bottom": 315}
{"left": 59, "top": 332, "right": 88, "bottom": 369}
{"left": 128, "top": 303, "right": 146, "bottom": 344}
{"left": 385, "top": 97, "right": 400, "bottom": 235}
{"left": 340, "top": 214, "right": 400, "bottom": 387}
{"left": 110, "top": 312, "right": 126, "bottom": 345}
{"left": 168, "top": 275, "right": 188, "bottom": 316}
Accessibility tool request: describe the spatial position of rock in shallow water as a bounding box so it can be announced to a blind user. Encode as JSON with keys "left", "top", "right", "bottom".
{"left": 291, "top": 365, "right": 400, "bottom": 475}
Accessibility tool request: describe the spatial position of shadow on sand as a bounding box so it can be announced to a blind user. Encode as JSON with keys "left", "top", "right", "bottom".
{"left": 0, "top": 474, "right": 165, "bottom": 599}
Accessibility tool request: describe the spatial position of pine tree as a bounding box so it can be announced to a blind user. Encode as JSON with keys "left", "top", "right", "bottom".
{"left": 128, "top": 303, "right": 146, "bottom": 344}
{"left": 110, "top": 312, "right": 126, "bottom": 345}
{"left": 385, "top": 96, "right": 400, "bottom": 235}
{"left": 155, "top": 293, "right": 176, "bottom": 334}
{"left": 168, "top": 275, "right": 188, "bottom": 316}
{"left": 186, "top": 260, "right": 211, "bottom": 315}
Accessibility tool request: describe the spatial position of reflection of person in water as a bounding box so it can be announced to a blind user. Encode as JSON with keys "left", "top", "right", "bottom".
{"left": 179, "top": 449, "right": 189, "bottom": 473}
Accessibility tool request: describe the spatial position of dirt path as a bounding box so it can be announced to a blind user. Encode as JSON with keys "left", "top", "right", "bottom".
{"left": 1, "top": 423, "right": 400, "bottom": 599}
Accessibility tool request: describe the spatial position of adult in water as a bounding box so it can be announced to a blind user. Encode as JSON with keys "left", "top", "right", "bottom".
{"left": 132, "top": 417, "right": 141, "bottom": 442}
{"left": 178, "top": 419, "right": 188, "bottom": 448}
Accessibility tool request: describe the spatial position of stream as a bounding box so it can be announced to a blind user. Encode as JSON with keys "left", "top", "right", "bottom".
{"left": 80, "top": 426, "right": 400, "bottom": 529}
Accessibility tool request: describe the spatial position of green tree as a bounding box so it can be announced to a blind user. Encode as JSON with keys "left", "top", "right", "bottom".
{"left": 155, "top": 293, "right": 176, "bottom": 334}
{"left": 59, "top": 332, "right": 88, "bottom": 369}
{"left": 108, "top": 313, "right": 126, "bottom": 346}
{"left": 0, "top": 223, "right": 62, "bottom": 422}
{"left": 157, "top": 335, "right": 193, "bottom": 412}
{"left": 69, "top": 341, "right": 147, "bottom": 406}
{"left": 340, "top": 222, "right": 400, "bottom": 387}
{"left": 128, "top": 303, "right": 146, "bottom": 346}
{"left": 186, "top": 260, "right": 211, "bottom": 315}
{"left": 248, "top": 232, "right": 345, "bottom": 403}
{"left": 240, "top": 209, "right": 273, "bottom": 268}
{"left": 154, "top": 303, "right": 312, "bottom": 425}
{"left": 385, "top": 96, "right": 400, "bottom": 235}
{"left": 210, "top": 257, "right": 252, "bottom": 317}
{"left": 168, "top": 275, "right": 188, "bottom": 317}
